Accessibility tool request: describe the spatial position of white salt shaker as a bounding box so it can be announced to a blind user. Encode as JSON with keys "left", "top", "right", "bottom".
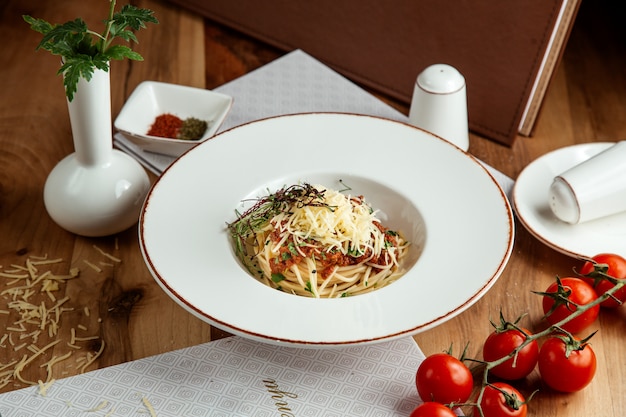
{"left": 408, "top": 64, "right": 469, "bottom": 151}
{"left": 549, "top": 141, "right": 626, "bottom": 224}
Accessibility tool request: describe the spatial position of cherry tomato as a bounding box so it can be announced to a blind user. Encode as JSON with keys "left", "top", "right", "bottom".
{"left": 409, "top": 402, "right": 456, "bottom": 417}
{"left": 416, "top": 352, "right": 473, "bottom": 405}
{"left": 538, "top": 335, "right": 596, "bottom": 392}
{"left": 479, "top": 382, "right": 527, "bottom": 417}
{"left": 483, "top": 327, "right": 538, "bottom": 380}
{"left": 580, "top": 253, "right": 626, "bottom": 308}
{"left": 541, "top": 277, "right": 599, "bottom": 334}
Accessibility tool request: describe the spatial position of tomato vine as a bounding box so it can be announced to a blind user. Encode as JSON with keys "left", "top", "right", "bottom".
{"left": 412, "top": 255, "right": 625, "bottom": 417}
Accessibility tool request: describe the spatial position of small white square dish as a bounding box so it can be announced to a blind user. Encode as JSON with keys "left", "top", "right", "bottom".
{"left": 114, "top": 81, "right": 233, "bottom": 157}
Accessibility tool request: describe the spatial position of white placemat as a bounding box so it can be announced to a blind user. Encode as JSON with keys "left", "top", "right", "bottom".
{"left": 114, "top": 49, "right": 513, "bottom": 201}
{"left": 0, "top": 336, "right": 426, "bottom": 416}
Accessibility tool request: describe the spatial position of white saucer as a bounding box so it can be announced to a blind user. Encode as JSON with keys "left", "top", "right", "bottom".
{"left": 513, "top": 142, "right": 626, "bottom": 258}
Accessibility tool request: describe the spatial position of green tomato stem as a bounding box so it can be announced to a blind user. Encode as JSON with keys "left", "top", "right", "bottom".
{"left": 469, "top": 271, "right": 624, "bottom": 416}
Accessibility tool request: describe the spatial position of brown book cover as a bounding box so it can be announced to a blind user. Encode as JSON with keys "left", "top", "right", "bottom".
{"left": 169, "top": 0, "right": 580, "bottom": 145}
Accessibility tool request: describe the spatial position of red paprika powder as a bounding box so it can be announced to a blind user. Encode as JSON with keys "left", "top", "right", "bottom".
{"left": 147, "top": 113, "right": 183, "bottom": 138}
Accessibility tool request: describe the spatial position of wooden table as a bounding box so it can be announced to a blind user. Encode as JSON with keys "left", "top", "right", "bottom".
{"left": 1, "top": 0, "right": 624, "bottom": 415}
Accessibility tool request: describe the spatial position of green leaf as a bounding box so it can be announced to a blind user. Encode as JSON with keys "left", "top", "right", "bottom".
{"left": 39, "top": 18, "right": 89, "bottom": 51}
{"left": 58, "top": 55, "right": 109, "bottom": 101}
{"left": 59, "top": 56, "right": 94, "bottom": 101}
{"left": 46, "top": 39, "right": 74, "bottom": 57}
{"left": 271, "top": 273, "right": 285, "bottom": 283}
{"left": 22, "top": 15, "right": 54, "bottom": 35}
{"left": 112, "top": 29, "right": 139, "bottom": 44}
{"left": 112, "top": 5, "right": 159, "bottom": 31}
{"left": 92, "top": 54, "right": 111, "bottom": 70}
{"left": 104, "top": 45, "right": 143, "bottom": 61}
{"left": 287, "top": 242, "right": 298, "bottom": 256}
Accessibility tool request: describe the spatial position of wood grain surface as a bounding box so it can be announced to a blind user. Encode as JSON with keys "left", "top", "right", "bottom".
{"left": 1, "top": 0, "right": 624, "bottom": 415}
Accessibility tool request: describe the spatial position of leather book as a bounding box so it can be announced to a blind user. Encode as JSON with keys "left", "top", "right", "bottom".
{"left": 168, "top": 0, "right": 580, "bottom": 145}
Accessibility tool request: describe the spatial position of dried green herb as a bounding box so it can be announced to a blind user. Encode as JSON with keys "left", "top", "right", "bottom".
{"left": 227, "top": 183, "right": 331, "bottom": 260}
{"left": 178, "top": 117, "right": 208, "bottom": 140}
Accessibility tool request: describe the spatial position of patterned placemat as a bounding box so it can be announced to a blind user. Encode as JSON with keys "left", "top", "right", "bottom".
{"left": 0, "top": 336, "right": 425, "bottom": 416}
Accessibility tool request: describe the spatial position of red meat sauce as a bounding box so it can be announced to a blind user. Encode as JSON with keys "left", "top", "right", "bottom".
{"left": 268, "top": 222, "right": 399, "bottom": 279}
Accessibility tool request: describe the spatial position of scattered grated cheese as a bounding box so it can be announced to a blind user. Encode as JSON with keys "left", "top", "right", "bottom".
{"left": 41, "top": 351, "right": 72, "bottom": 373}
{"left": 0, "top": 250, "right": 113, "bottom": 391}
{"left": 29, "top": 258, "right": 63, "bottom": 266}
{"left": 74, "top": 335, "right": 100, "bottom": 342}
{"left": 93, "top": 245, "right": 122, "bottom": 263}
{"left": 142, "top": 396, "right": 158, "bottom": 417}
{"left": 0, "top": 272, "right": 29, "bottom": 279}
{"left": 86, "top": 400, "right": 109, "bottom": 412}
{"left": 79, "top": 340, "right": 105, "bottom": 373}
{"left": 13, "top": 342, "right": 27, "bottom": 351}
{"left": 6, "top": 324, "right": 26, "bottom": 332}
{"left": 30, "top": 270, "right": 52, "bottom": 287}
{"left": 82, "top": 260, "right": 102, "bottom": 273}
{"left": 13, "top": 339, "right": 61, "bottom": 385}
{"left": 37, "top": 378, "right": 56, "bottom": 396}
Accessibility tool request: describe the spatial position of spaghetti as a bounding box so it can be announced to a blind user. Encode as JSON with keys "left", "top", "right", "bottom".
{"left": 228, "top": 183, "right": 409, "bottom": 298}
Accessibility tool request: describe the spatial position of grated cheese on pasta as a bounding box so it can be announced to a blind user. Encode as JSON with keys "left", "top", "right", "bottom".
{"left": 275, "top": 185, "right": 381, "bottom": 255}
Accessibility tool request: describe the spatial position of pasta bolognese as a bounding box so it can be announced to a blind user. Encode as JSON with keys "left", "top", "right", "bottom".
{"left": 227, "top": 183, "right": 409, "bottom": 298}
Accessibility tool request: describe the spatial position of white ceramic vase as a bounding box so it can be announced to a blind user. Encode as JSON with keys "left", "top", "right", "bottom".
{"left": 44, "top": 66, "right": 150, "bottom": 237}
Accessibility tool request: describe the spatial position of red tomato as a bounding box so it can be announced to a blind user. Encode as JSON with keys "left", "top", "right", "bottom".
{"left": 580, "top": 253, "right": 626, "bottom": 308}
{"left": 483, "top": 327, "right": 538, "bottom": 380}
{"left": 541, "top": 277, "right": 599, "bottom": 334}
{"left": 538, "top": 335, "right": 597, "bottom": 392}
{"left": 409, "top": 402, "right": 456, "bottom": 417}
{"left": 479, "top": 382, "right": 527, "bottom": 417}
{"left": 416, "top": 353, "right": 474, "bottom": 405}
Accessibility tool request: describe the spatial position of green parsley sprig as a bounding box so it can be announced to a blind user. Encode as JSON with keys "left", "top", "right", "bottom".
{"left": 23, "top": 0, "right": 158, "bottom": 101}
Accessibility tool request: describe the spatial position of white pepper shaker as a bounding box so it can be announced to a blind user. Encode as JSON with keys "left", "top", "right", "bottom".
{"left": 408, "top": 64, "right": 469, "bottom": 151}
{"left": 549, "top": 141, "right": 626, "bottom": 224}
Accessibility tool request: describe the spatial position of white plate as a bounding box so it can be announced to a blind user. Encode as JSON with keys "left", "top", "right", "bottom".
{"left": 139, "top": 113, "right": 514, "bottom": 346}
{"left": 513, "top": 142, "right": 626, "bottom": 258}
